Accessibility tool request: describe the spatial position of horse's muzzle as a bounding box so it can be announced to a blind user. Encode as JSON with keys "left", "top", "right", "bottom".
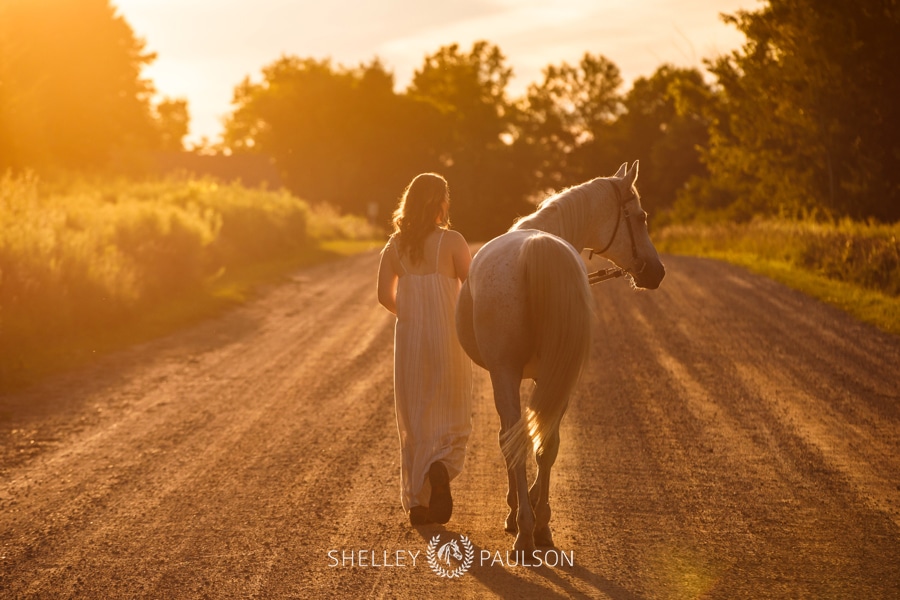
{"left": 632, "top": 260, "right": 665, "bottom": 290}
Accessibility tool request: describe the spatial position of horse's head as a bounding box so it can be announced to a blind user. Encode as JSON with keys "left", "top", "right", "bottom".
{"left": 438, "top": 540, "right": 463, "bottom": 564}
{"left": 588, "top": 161, "right": 666, "bottom": 290}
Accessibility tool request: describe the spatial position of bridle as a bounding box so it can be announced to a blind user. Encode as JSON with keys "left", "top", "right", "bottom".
{"left": 585, "top": 180, "right": 647, "bottom": 285}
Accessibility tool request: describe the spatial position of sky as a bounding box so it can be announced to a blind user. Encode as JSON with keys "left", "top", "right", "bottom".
{"left": 114, "top": 0, "right": 758, "bottom": 147}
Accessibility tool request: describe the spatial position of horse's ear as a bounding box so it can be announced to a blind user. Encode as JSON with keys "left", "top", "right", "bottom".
{"left": 625, "top": 160, "right": 639, "bottom": 185}
{"left": 614, "top": 162, "right": 627, "bottom": 178}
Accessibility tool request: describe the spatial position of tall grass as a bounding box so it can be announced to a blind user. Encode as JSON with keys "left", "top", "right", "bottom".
{"left": 0, "top": 172, "right": 381, "bottom": 387}
{"left": 657, "top": 218, "right": 900, "bottom": 296}
{"left": 656, "top": 217, "right": 900, "bottom": 333}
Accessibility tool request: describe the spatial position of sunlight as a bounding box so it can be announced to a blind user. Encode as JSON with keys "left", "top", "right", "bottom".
{"left": 652, "top": 543, "right": 728, "bottom": 598}
{"left": 113, "top": 0, "right": 750, "bottom": 144}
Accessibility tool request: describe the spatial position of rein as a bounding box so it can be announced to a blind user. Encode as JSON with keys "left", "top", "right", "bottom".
{"left": 585, "top": 180, "right": 646, "bottom": 286}
{"left": 587, "top": 262, "right": 626, "bottom": 284}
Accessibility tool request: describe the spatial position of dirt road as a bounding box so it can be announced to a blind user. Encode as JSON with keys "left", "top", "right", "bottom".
{"left": 1, "top": 251, "right": 898, "bottom": 599}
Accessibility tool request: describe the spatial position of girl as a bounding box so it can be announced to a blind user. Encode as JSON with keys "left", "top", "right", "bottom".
{"left": 376, "top": 173, "right": 473, "bottom": 526}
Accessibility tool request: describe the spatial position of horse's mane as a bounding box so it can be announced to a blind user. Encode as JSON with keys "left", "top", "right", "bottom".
{"left": 511, "top": 179, "right": 603, "bottom": 246}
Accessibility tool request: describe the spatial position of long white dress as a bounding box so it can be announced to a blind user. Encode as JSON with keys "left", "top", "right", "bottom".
{"left": 392, "top": 231, "right": 472, "bottom": 511}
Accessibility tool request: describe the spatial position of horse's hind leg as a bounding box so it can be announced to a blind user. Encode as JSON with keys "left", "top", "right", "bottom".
{"left": 505, "top": 465, "right": 517, "bottom": 534}
{"left": 490, "top": 368, "right": 535, "bottom": 552}
{"left": 529, "top": 428, "right": 559, "bottom": 547}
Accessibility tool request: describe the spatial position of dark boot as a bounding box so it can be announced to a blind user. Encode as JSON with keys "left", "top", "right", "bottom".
{"left": 409, "top": 506, "right": 432, "bottom": 525}
{"left": 427, "top": 462, "right": 452, "bottom": 524}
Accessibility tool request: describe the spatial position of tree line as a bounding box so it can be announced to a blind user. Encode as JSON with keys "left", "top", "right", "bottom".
{"left": 222, "top": 46, "right": 712, "bottom": 238}
{"left": 1, "top": 0, "right": 897, "bottom": 240}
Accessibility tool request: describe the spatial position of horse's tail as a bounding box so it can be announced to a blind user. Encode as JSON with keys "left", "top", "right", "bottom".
{"left": 500, "top": 232, "right": 593, "bottom": 468}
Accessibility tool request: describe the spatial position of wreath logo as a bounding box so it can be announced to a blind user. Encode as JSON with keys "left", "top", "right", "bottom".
{"left": 426, "top": 533, "right": 474, "bottom": 578}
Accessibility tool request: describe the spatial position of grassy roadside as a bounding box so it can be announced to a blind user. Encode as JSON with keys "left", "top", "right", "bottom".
{"left": 0, "top": 173, "right": 385, "bottom": 392}
{"left": 0, "top": 240, "right": 382, "bottom": 392}
{"left": 657, "top": 219, "right": 900, "bottom": 336}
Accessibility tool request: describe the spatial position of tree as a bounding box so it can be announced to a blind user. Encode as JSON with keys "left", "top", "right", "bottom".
{"left": 407, "top": 41, "right": 528, "bottom": 238}
{"left": 696, "top": 0, "right": 900, "bottom": 220}
{"left": 154, "top": 98, "right": 190, "bottom": 152}
{"left": 515, "top": 54, "right": 623, "bottom": 193}
{"left": 0, "top": 0, "right": 158, "bottom": 170}
{"left": 613, "top": 65, "right": 713, "bottom": 213}
{"left": 408, "top": 41, "right": 512, "bottom": 155}
{"left": 225, "top": 56, "right": 357, "bottom": 202}
{"left": 224, "top": 56, "right": 442, "bottom": 220}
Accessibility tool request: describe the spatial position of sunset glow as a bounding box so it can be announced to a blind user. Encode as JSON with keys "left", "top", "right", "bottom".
{"left": 114, "top": 0, "right": 753, "bottom": 145}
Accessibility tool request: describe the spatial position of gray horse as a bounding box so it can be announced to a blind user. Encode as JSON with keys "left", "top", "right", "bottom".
{"left": 456, "top": 161, "right": 665, "bottom": 552}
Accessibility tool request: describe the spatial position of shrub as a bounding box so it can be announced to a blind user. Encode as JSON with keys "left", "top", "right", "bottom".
{"left": 656, "top": 217, "right": 900, "bottom": 297}
{"left": 0, "top": 172, "right": 381, "bottom": 382}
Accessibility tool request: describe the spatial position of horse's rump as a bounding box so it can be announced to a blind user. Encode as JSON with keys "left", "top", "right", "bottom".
{"left": 499, "top": 231, "right": 593, "bottom": 466}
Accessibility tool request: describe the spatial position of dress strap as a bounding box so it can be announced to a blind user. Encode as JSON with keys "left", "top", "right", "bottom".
{"left": 434, "top": 230, "right": 445, "bottom": 272}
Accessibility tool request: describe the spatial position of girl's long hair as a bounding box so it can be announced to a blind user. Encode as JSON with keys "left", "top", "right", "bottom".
{"left": 391, "top": 173, "right": 450, "bottom": 264}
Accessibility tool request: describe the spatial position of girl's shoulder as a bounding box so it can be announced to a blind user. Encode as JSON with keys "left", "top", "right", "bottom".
{"left": 442, "top": 229, "right": 468, "bottom": 250}
{"left": 382, "top": 235, "right": 401, "bottom": 262}
{"left": 442, "top": 228, "right": 466, "bottom": 243}
{"left": 382, "top": 235, "right": 405, "bottom": 273}
{"left": 383, "top": 233, "right": 401, "bottom": 250}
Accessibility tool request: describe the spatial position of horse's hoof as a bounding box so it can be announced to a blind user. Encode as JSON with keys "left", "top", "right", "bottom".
{"left": 534, "top": 527, "right": 555, "bottom": 548}
{"left": 514, "top": 538, "right": 535, "bottom": 554}
{"left": 505, "top": 512, "right": 518, "bottom": 534}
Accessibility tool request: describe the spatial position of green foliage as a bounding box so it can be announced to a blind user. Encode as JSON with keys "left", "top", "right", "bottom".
{"left": 0, "top": 0, "right": 171, "bottom": 170}
{"left": 221, "top": 43, "right": 713, "bottom": 240}
{"left": 515, "top": 53, "right": 623, "bottom": 192}
{"left": 656, "top": 217, "right": 900, "bottom": 335}
{"left": 306, "top": 203, "right": 383, "bottom": 242}
{"left": 224, "top": 56, "right": 440, "bottom": 230}
{"left": 407, "top": 41, "right": 531, "bottom": 238}
{"left": 657, "top": 217, "right": 900, "bottom": 297}
{"left": 512, "top": 58, "right": 713, "bottom": 217}
{"left": 409, "top": 41, "right": 513, "bottom": 146}
{"left": 694, "top": 0, "right": 900, "bottom": 221}
{"left": 223, "top": 42, "right": 535, "bottom": 240}
{"left": 0, "top": 172, "right": 380, "bottom": 384}
{"left": 615, "top": 66, "right": 713, "bottom": 212}
{"left": 154, "top": 98, "right": 190, "bottom": 152}
{"left": 4, "top": 0, "right": 895, "bottom": 244}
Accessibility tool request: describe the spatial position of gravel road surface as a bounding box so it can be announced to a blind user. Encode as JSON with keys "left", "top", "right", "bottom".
{"left": 1, "top": 251, "right": 898, "bottom": 599}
